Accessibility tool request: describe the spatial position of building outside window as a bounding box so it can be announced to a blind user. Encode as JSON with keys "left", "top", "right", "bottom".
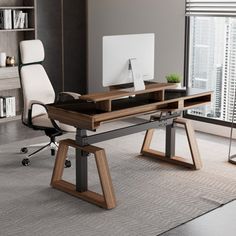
{"left": 185, "top": 1, "right": 236, "bottom": 125}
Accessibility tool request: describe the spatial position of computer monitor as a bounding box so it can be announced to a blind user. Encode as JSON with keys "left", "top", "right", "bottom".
{"left": 103, "top": 33, "right": 155, "bottom": 91}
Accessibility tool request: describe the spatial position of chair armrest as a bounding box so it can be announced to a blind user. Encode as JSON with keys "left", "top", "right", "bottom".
{"left": 29, "top": 100, "right": 47, "bottom": 109}
{"left": 61, "top": 92, "right": 81, "bottom": 99}
{"left": 28, "top": 100, "right": 61, "bottom": 131}
{"left": 56, "top": 92, "right": 81, "bottom": 102}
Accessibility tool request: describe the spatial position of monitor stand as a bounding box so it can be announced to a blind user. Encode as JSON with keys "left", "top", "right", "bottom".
{"left": 128, "top": 58, "right": 145, "bottom": 91}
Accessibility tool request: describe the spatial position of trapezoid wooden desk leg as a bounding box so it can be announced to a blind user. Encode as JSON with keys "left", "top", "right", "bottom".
{"left": 141, "top": 118, "right": 202, "bottom": 170}
{"left": 51, "top": 139, "right": 116, "bottom": 209}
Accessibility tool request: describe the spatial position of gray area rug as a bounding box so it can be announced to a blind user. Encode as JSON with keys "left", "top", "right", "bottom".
{"left": 1, "top": 119, "right": 236, "bottom": 236}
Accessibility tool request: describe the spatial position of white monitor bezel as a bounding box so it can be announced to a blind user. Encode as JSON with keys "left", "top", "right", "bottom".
{"left": 102, "top": 33, "right": 155, "bottom": 87}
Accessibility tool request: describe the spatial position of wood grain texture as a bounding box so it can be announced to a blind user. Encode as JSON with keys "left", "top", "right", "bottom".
{"left": 51, "top": 140, "right": 69, "bottom": 183}
{"left": 135, "top": 90, "right": 164, "bottom": 102}
{"left": 141, "top": 129, "right": 155, "bottom": 153}
{"left": 141, "top": 118, "right": 202, "bottom": 170}
{"left": 142, "top": 149, "right": 196, "bottom": 169}
{"left": 47, "top": 87, "right": 212, "bottom": 131}
{"left": 175, "top": 117, "right": 202, "bottom": 169}
{"left": 47, "top": 108, "right": 95, "bottom": 131}
{"left": 95, "top": 149, "right": 116, "bottom": 209}
{"left": 96, "top": 100, "right": 112, "bottom": 112}
{"left": 52, "top": 180, "right": 107, "bottom": 208}
{"left": 80, "top": 83, "right": 176, "bottom": 102}
{"left": 51, "top": 139, "right": 116, "bottom": 209}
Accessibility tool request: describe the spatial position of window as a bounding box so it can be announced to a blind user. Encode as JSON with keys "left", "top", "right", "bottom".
{"left": 185, "top": 0, "right": 236, "bottom": 125}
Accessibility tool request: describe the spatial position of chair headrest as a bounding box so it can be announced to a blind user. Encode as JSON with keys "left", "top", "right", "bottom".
{"left": 20, "top": 40, "right": 45, "bottom": 64}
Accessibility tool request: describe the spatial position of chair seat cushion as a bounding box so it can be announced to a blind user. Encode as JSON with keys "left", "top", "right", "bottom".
{"left": 32, "top": 114, "right": 76, "bottom": 132}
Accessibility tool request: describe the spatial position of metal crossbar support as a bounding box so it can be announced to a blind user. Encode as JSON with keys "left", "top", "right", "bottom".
{"left": 76, "top": 112, "right": 181, "bottom": 147}
{"left": 74, "top": 112, "right": 181, "bottom": 192}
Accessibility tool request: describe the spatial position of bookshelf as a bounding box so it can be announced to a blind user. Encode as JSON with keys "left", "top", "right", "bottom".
{"left": 0, "top": 0, "right": 36, "bottom": 122}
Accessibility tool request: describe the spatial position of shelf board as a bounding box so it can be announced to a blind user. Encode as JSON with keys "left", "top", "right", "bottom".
{"left": 0, "top": 6, "right": 34, "bottom": 10}
{"left": 0, "top": 66, "right": 18, "bottom": 79}
{"left": 0, "top": 66, "right": 18, "bottom": 69}
{"left": 0, "top": 28, "right": 35, "bottom": 32}
{"left": 0, "top": 66, "right": 20, "bottom": 90}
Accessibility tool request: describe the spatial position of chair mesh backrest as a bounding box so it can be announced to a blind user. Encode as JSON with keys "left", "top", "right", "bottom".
{"left": 19, "top": 40, "right": 55, "bottom": 124}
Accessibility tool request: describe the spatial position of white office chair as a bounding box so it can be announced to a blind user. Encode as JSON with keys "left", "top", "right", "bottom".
{"left": 19, "top": 39, "right": 79, "bottom": 167}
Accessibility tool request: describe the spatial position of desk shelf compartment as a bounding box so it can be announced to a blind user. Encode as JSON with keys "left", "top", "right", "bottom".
{"left": 183, "top": 94, "right": 212, "bottom": 109}
{"left": 47, "top": 86, "right": 213, "bottom": 131}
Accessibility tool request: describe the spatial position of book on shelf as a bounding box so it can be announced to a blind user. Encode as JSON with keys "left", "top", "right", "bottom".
{"left": 0, "top": 96, "right": 16, "bottom": 118}
{"left": 0, "top": 10, "right": 29, "bottom": 30}
{"left": 0, "top": 97, "right": 5, "bottom": 117}
{"left": 0, "top": 9, "right": 12, "bottom": 29}
{"left": 24, "top": 13, "right": 28, "bottom": 28}
{"left": 13, "top": 10, "right": 28, "bottom": 29}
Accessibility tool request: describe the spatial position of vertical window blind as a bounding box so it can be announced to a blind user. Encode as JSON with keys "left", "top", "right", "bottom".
{"left": 185, "top": 0, "right": 236, "bottom": 16}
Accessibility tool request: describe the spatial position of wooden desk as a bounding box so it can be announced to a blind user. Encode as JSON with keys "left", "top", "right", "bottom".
{"left": 47, "top": 83, "right": 212, "bottom": 209}
{"left": 47, "top": 83, "right": 212, "bottom": 130}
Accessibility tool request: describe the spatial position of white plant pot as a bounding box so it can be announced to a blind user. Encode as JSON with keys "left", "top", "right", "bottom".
{"left": 175, "top": 82, "right": 181, "bottom": 89}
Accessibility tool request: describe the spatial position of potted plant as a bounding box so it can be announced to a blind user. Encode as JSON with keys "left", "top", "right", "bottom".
{"left": 165, "top": 74, "right": 182, "bottom": 88}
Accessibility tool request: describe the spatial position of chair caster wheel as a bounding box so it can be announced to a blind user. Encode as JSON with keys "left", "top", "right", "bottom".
{"left": 64, "top": 159, "right": 71, "bottom": 168}
{"left": 21, "top": 147, "right": 28, "bottom": 154}
{"left": 22, "top": 158, "right": 30, "bottom": 166}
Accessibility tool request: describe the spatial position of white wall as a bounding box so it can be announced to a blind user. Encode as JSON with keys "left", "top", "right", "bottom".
{"left": 87, "top": 0, "right": 186, "bottom": 92}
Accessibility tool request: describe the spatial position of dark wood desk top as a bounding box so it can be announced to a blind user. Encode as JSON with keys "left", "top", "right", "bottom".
{"left": 79, "top": 83, "right": 176, "bottom": 102}
{"left": 47, "top": 84, "right": 213, "bottom": 131}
